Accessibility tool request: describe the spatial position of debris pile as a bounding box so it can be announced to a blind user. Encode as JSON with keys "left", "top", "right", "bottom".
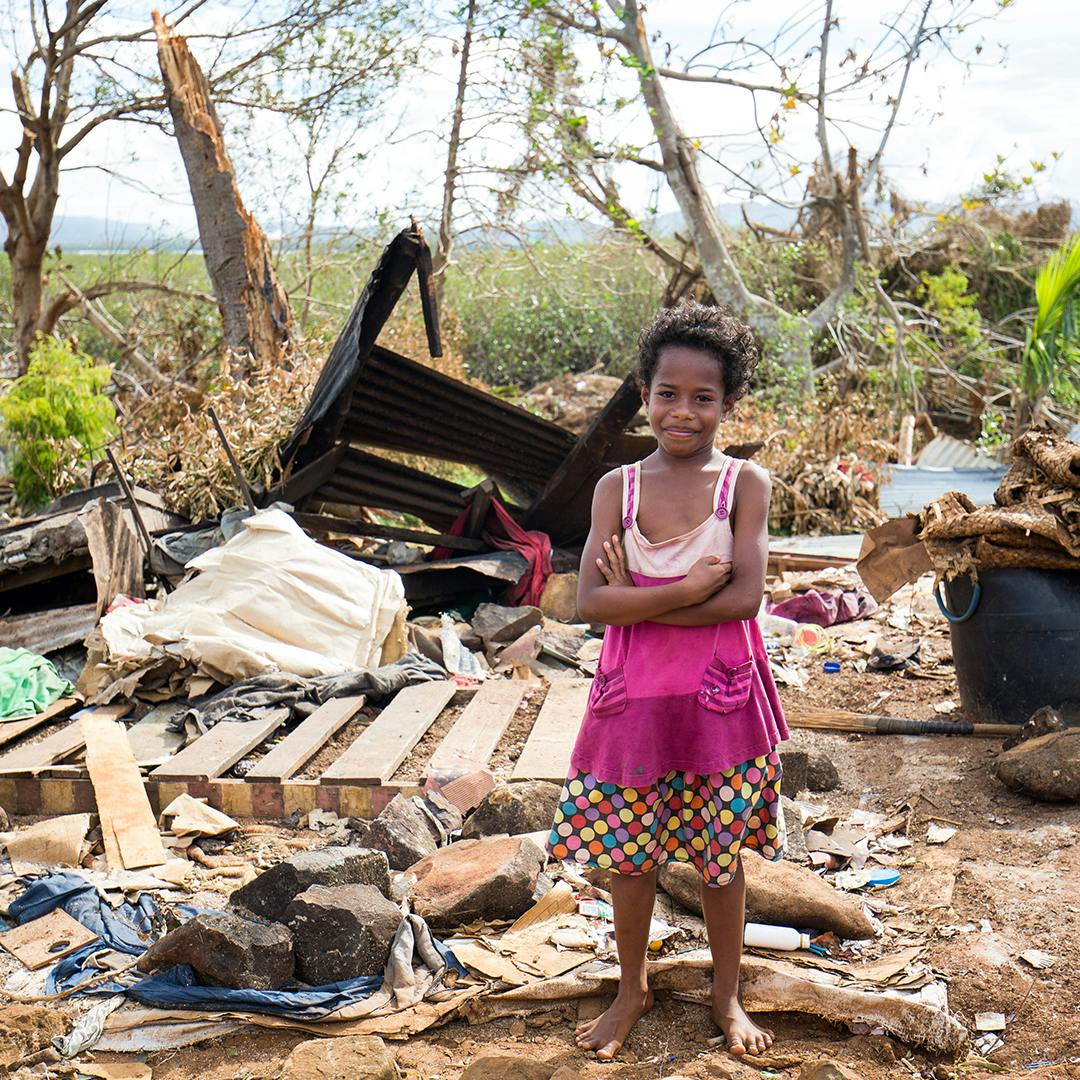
{"left": 921, "top": 430, "right": 1080, "bottom": 573}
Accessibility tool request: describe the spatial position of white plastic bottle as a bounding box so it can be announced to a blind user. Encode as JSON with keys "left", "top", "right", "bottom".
{"left": 743, "top": 922, "right": 810, "bottom": 950}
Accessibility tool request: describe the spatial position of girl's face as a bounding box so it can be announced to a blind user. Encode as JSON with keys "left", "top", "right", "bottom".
{"left": 643, "top": 345, "right": 733, "bottom": 457}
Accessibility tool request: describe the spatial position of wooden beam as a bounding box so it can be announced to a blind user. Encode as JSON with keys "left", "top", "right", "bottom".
{"left": 83, "top": 713, "right": 168, "bottom": 869}
{"left": 0, "top": 697, "right": 79, "bottom": 751}
{"left": 512, "top": 681, "right": 590, "bottom": 782}
{"left": 0, "top": 704, "right": 129, "bottom": 775}
{"left": 321, "top": 681, "right": 456, "bottom": 785}
{"left": 245, "top": 696, "right": 366, "bottom": 781}
{"left": 150, "top": 711, "right": 287, "bottom": 782}
{"left": 427, "top": 679, "right": 527, "bottom": 779}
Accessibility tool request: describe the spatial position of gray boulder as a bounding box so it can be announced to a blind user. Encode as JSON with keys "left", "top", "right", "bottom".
{"left": 136, "top": 912, "right": 293, "bottom": 990}
{"left": 229, "top": 845, "right": 391, "bottom": 920}
{"left": 285, "top": 883, "right": 401, "bottom": 985}
{"left": 471, "top": 603, "right": 543, "bottom": 645}
{"left": 807, "top": 753, "right": 841, "bottom": 792}
{"left": 356, "top": 794, "right": 437, "bottom": 870}
{"left": 779, "top": 749, "right": 808, "bottom": 797}
{"left": 462, "top": 780, "right": 561, "bottom": 840}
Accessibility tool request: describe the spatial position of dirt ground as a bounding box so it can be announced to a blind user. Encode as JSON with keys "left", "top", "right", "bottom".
{"left": 61, "top": 657, "right": 1077, "bottom": 1080}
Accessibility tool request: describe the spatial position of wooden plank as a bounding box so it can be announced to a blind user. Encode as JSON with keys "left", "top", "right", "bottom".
{"left": 150, "top": 711, "right": 287, "bottom": 782}
{"left": 0, "top": 696, "right": 79, "bottom": 750}
{"left": 83, "top": 713, "right": 168, "bottom": 869}
{"left": 427, "top": 679, "right": 527, "bottom": 778}
{"left": 0, "top": 703, "right": 128, "bottom": 775}
{"left": 321, "top": 681, "right": 456, "bottom": 785}
{"left": 245, "top": 696, "right": 366, "bottom": 781}
{"left": 511, "top": 680, "right": 591, "bottom": 782}
{"left": 125, "top": 704, "right": 185, "bottom": 767}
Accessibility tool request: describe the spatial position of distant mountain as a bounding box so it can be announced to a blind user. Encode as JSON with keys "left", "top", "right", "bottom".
{"left": 3, "top": 200, "right": 800, "bottom": 254}
{"left": 0, "top": 215, "right": 199, "bottom": 252}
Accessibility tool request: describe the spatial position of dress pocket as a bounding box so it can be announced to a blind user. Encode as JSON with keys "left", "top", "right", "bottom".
{"left": 697, "top": 654, "right": 754, "bottom": 714}
{"left": 589, "top": 665, "right": 628, "bottom": 717}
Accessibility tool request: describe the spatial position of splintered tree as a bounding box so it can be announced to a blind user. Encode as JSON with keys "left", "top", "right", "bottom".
{"left": 153, "top": 10, "right": 294, "bottom": 375}
{"left": 518, "top": 0, "right": 1007, "bottom": 388}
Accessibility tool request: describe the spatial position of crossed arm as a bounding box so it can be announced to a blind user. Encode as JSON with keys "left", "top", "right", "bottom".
{"left": 576, "top": 465, "right": 770, "bottom": 627}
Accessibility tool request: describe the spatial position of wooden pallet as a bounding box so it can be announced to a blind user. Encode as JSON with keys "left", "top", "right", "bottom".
{"left": 0, "top": 679, "right": 591, "bottom": 816}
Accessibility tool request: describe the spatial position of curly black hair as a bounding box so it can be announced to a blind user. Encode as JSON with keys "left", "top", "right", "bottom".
{"left": 636, "top": 301, "right": 759, "bottom": 402}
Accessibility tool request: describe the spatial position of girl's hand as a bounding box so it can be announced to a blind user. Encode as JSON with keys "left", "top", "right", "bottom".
{"left": 682, "top": 555, "right": 733, "bottom": 603}
{"left": 596, "top": 533, "right": 633, "bottom": 587}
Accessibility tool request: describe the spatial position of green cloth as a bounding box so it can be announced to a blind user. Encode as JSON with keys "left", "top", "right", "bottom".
{"left": 0, "top": 647, "right": 75, "bottom": 720}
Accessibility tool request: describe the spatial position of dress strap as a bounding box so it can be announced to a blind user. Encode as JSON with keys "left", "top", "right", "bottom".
{"left": 713, "top": 457, "right": 743, "bottom": 521}
{"left": 621, "top": 462, "right": 641, "bottom": 530}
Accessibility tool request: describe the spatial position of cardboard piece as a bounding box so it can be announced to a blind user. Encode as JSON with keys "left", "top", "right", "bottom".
{"left": 0, "top": 907, "right": 99, "bottom": 969}
{"left": 83, "top": 713, "right": 168, "bottom": 870}
{"left": 856, "top": 516, "right": 933, "bottom": 603}
{"left": 159, "top": 793, "right": 238, "bottom": 838}
{"left": 2, "top": 813, "right": 91, "bottom": 874}
{"left": 75, "top": 1064, "right": 153, "bottom": 1080}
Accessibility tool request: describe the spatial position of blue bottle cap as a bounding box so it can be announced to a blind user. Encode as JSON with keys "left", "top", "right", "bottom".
{"left": 823, "top": 660, "right": 841, "bottom": 674}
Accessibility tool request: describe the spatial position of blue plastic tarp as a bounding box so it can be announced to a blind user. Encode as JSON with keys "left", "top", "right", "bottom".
{"left": 10, "top": 871, "right": 462, "bottom": 1019}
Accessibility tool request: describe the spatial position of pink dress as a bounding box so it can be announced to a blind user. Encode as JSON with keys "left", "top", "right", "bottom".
{"left": 569, "top": 455, "right": 789, "bottom": 788}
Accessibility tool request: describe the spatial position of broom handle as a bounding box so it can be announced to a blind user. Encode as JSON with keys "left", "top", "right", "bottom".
{"left": 787, "top": 709, "right": 1018, "bottom": 738}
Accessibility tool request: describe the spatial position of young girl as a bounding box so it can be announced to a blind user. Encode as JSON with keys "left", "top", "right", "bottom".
{"left": 547, "top": 302, "right": 789, "bottom": 1061}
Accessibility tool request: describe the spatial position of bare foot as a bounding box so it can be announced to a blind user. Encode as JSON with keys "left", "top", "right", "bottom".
{"left": 712, "top": 995, "right": 774, "bottom": 1057}
{"left": 576, "top": 988, "right": 654, "bottom": 1060}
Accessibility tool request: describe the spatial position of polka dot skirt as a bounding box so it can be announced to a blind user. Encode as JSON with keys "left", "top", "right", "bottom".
{"left": 546, "top": 748, "right": 784, "bottom": 887}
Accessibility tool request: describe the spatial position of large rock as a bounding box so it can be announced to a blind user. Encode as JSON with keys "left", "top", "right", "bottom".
{"left": 285, "top": 883, "right": 401, "bottom": 984}
{"left": 538, "top": 573, "right": 579, "bottom": 623}
{"left": 807, "top": 753, "right": 841, "bottom": 792}
{"left": 357, "top": 794, "right": 437, "bottom": 870}
{"left": 137, "top": 912, "right": 294, "bottom": 989}
{"left": 461, "top": 780, "right": 561, "bottom": 840}
{"left": 460, "top": 1056, "right": 559, "bottom": 1080}
{"left": 659, "top": 850, "right": 876, "bottom": 940}
{"left": 798, "top": 1064, "right": 864, "bottom": 1080}
{"left": 0, "top": 1005, "right": 69, "bottom": 1070}
{"left": 471, "top": 603, "right": 543, "bottom": 645}
{"left": 779, "top": 750, "right": 808, "bottom": 797}
{"left": 409, "top": 836, "right": 545, "bottom": 929}
{"left": 992, "top": 729, "right": 1080, "bottom": 801}
{"left": 284, "top": 1034, "right": 398, "bottom": 1079}
{"left": 230, "top": 845, "right": 391, "bottom": 920}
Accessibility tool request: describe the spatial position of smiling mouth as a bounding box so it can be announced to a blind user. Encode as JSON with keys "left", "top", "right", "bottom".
{"left": 664, "top": 429, "right": 697, "bottom": 437}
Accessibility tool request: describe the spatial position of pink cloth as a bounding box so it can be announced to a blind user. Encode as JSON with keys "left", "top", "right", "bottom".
{"left": 570, "top": 456, "right": 789, "bottom": 787}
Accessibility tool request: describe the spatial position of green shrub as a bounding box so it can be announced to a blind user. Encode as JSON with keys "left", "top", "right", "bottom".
{"left": 446, "top": 240, "right": 662, "bottom": 388}
{"left": 0, "top": 335, "right": 117, "bottom": 511}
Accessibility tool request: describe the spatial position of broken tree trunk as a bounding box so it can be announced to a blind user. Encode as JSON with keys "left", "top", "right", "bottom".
{"left": 153, "top": 10, "right": 294, "bottom": 375}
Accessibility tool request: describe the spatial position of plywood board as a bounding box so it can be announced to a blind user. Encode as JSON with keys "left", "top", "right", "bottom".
{"left": 245, "top": 696, "right": 365, "bottom": 781}
{"left": 83, "top": 713, "right": 168, "bottom": 870}
{"left": 0, "top": 703, "right": 129, "bottom": 775}
{"left": 321, "top": 681, "right": 456, "bottom": 785}
{"left": 126, "top": 704, "right": 185, "bottom": 767}
{"left": 511, "top": 680, "right": 590, "bottom": 781}
{"left": 150, "top": 711, "right": 287, "bottom": 782}
{"left": 428, "top": 679, "right": 527, "bottom": 777}
{"left": 0, "top": 908, "right": 99, "bottom": 970}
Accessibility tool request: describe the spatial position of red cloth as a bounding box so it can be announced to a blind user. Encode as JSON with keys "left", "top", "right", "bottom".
{"left": 431, "top": 496, "right": 552, "bottom": 607}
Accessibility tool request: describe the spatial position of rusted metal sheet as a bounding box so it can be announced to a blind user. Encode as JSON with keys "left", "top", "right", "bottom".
{"left": 274, "top": 225, "right": 656, "bottom": 545}
{"left": 0, "top": 604, "right": 97, "bottom": 654}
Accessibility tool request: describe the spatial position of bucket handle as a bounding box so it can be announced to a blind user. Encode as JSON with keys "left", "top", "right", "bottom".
{"left": 935, "top": 581, "right": 982, "bottom": 624}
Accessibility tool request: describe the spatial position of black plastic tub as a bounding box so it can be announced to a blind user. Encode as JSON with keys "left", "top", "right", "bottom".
{"left": 940, "top": 568, "right": 1080, "bottom": 725}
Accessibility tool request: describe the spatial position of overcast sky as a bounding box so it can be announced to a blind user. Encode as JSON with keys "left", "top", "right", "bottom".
{"left": 4, "top": 0, "right": 1077, "bottom": 239}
